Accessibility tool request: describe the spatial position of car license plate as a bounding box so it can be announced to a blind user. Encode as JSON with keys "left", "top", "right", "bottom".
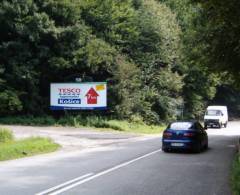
{"left": 171, "top": 143, "right": 184, "bottom": 147}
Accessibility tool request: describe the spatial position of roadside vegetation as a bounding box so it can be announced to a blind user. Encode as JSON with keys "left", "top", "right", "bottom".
{"left": 231, "top": 153, "right": 240, "bottom": 195}
{"left": 58, "top": 116, "right": 165, "bottom": 134}
{"left": 0, "top": 116, "right": 165, "bottom": 134}
{"left": 0, "top": 128, "right": 59, "bottom": 161}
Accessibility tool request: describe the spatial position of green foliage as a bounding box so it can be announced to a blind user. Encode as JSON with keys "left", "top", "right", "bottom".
{"left": 85, "top": 38, "right": 116, "bottom": 72}
{"left": 3, "top": 0, "right": 237, "bottom": 123}
{"left": 112, "top": 56, "right": 142, "bottom": 119}
{"left": 0, "top": 128, "right": 14, "bottom": 143}
{"left": 36, "top": 0, "right": 82, "bottom": 26}
{"left": 129, "top": 0, "right": 183, "bottom": 123}
{"left": 58, "top": 114, "right": 113, "bottom": 129}
{"left": 0, "top": 0, "right": 184, "bottom": 123}
{"left": 183, "top": 67, "right": 219, "bottom": 118}
{"left": 0, "top": 90, "right": 23, "bottom": 115}
{"left": 58, "top": 115, "right": 165, "bottom": 134}
{"left": 231, "top": 154, "right": 240, "bottom": 195}
{"left": 81, "top": 0, "right": 138, "bottom": 49}
{"left": 160, "top": 0, "right": 222, "bottom": 118}
{"left": 0, "top": 137, "right": 59, "bottom": 161}
{"left": 211, "top": 85, "right": 240, "bottom": 119}
{"left": 80, "top": 0, "right": 184, "bottom": 123}
{"left": 0, "top": 116, "right": 56, "bottom": 126}
{"left": 194, "top": 0, "right": 240, "bottom": 85}
{"left": 102, "top": 120, "right": 165, "bottom": 134}
{"left": 158, "top": 0, "right": 198, "bottom": 31}
{"left": 132, "top": 0, "right": 181, "bottom": 64}
{"left": 0, "top": 115, "right": 165, "bottom": 134}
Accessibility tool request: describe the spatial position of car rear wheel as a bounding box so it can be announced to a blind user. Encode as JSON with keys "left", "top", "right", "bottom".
{"left": 162, "top": 147, "right": 169, "bottom": 153}
{"left": 204, "top": 141, "right": 208, "bottom": 150}
{"left": 194, "top": 143, "right": 202, "bottom": 153}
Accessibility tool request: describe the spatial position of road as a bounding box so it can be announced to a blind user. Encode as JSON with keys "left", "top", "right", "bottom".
{"left": 0, "top": 122, "right": 240, "bottom": 195}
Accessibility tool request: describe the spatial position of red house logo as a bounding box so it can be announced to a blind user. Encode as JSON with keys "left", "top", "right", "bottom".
{"left": 85, "top": 88, "right": 99, "bottom": 104}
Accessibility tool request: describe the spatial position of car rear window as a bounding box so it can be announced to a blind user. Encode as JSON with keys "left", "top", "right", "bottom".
{"left": 168, "top": 122, "right": 193, "bottom": 130}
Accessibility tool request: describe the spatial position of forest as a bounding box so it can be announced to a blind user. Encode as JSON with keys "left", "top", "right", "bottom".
{"left": 0, "top": 0, "right": 240, "bottom": 124}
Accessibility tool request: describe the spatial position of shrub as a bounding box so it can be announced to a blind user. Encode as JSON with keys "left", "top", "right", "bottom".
{"left": 0, "top": 128, "right": 14, "bottom": 143}
{"left": 58, "top": 116, "right": 76, "bottom": 126}
{"left": 0, "top": 116, "right": 56, "bottom": 126}
{"left": 231, "top": 155, "right": 240, "bottom": 195}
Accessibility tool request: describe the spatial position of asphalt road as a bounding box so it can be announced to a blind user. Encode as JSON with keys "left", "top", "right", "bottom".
{"left": 0, "top": 122, "right": 240, "bottom": 195}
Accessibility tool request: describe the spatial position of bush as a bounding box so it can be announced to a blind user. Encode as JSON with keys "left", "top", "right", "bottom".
{"left": 231, "top": 155, "right": 240, "bottom": 195}
{"left": 0, "top": 90, "right": 23, "bottom": 115}
{"left": 0, "top": 128, "right": 14, "bottom": 143}
{"left": 0, "top": 115, "right": 166, "bottom": 134}
{"left": 0, "top": 116, "right": 56, "bottom": 126}
{"left": 58, "top": 115, "right": 118, "bottom": 129}
{"left": 58, "top": 116, "right": 74, "bottom": 126}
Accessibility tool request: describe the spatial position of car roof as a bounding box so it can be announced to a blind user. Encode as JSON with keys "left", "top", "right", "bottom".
{"left": 170, "top": 120, "right": 198, "bottom": 124}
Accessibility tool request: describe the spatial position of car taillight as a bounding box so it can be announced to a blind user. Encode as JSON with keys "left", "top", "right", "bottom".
{"left": 183, "top": 132, "right": 195, "bottom": 137}
{"left": 163, "top": 132, "right": 172, "bottom": 138}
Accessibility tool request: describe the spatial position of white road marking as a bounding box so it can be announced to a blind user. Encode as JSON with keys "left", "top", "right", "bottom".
{"left": 47, "top": 149, "right": 162, "bottom": 195}
{"left": 36, "top": 173, "right": 93, "bottom": 195}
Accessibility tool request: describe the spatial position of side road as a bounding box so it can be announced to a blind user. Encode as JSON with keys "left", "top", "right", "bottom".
{"left": 0, "top": 125, "right": 159, "bottom": 151}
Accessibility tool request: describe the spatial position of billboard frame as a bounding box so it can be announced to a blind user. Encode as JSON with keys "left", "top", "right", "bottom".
{"left": 50, "top": 82, "right": 107, "bottom": 111}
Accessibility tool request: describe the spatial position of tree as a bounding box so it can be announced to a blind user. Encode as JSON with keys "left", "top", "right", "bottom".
{"left": 134, "top": 0, "right": 183, "bottom": 122}
{"left": 0, "top": 0, "right": 92, "bottom": 114}
{"left": 0, "top": 0, "right": 190, "bottom": 123}
{"left": 160, "top": 0, "right": 221, "bottom": 118}
{"left": 193, "top": 0, "right": 240, "bottom": 86}
{"left": 80, "top": 0, "right": 184, "bottom": 123}
{"left": 80, "top": 0, "right": 138, "bottom": 51}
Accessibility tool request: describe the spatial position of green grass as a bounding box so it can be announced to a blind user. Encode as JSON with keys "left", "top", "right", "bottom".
{"left": 0, "top": 137, "right": 60, "bottom": 161}
{"left": 0, "top": 128, "right": 14, "bottom": 143}
{"left": 0, "top": 115, "right": 166, "bottom": 134}
{"left": 99, "top": 120, "right": 165, "bottom": 134}
{"left": 231, "top": 154, "right": 240, "bottom": 195}
{"left": 58, "top": 116, "right": 165, "bottom": 134}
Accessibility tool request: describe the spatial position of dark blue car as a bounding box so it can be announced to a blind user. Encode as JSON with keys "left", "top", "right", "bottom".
{"left": 162, "top": 121, "right": 208, "bottom": 153}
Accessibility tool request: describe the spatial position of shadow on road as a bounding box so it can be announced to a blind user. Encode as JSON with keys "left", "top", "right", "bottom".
{"left": 163, "top": 147, "right": 211, "bottom": 155}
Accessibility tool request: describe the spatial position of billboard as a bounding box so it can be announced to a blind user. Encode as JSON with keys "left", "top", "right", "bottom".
{"left": 50, "top": 82, "right": 107, "bottom": 110}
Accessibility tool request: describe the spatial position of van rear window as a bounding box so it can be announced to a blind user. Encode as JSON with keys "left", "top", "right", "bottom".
{"left": 206, "top": 110, "right": 222, "bottom": 116}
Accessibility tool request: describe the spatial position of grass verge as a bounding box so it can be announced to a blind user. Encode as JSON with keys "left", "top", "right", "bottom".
{"left": 96, "top": 120, "right": 165, "bottom": 134}
{"left": 231, "top": 153, "right": 240, "bottom": 195}
{"left": 0, "top": 116, "right": 166, "bottom": 134}
{"left": 58, "top": 116, "right": 165, "bottom": 134}
{"left": 0, "top": 137, "right": 60, "bottom": 161}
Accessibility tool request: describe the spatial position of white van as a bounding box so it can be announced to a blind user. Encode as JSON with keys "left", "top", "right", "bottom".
{"left": 204, "top": 106, "right": 228, "bottom": 128}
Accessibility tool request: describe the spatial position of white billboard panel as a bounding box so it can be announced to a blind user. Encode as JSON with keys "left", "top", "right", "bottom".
{"left": 50, "top": 83, "right": 107, "bottom": 110}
